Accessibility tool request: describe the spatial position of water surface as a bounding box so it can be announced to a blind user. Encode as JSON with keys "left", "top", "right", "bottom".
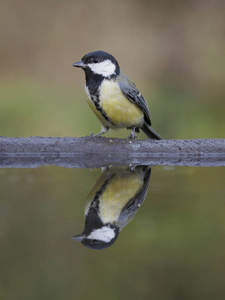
{"left": 0, "top": 165, "right": 225, "bottom": 299}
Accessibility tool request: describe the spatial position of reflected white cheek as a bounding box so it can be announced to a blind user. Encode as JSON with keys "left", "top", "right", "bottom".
{"left": 87, "top": 226, "right": 115, "bottom": 242}
{"left": 88, "top": 60, "right": 116, "bottom": 77}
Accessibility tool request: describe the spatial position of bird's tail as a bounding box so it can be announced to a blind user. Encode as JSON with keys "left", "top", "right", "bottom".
{"left": 142, "top": 123, "right": 163, "bottom": 140}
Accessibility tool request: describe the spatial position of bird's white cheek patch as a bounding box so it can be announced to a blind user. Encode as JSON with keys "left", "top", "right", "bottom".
{"left": 88, "top": 226, "right": 115, "bottom": 242}
{"left": 88, "top": 60, "right": 116, "bottom": 77}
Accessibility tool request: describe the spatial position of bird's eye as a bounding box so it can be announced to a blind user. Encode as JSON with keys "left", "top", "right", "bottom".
{"left": 93, "top": 58, "right": 99, "bottom": 63}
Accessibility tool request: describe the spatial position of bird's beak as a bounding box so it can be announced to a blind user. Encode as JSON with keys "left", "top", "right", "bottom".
{"left": 72, "top": 234, "right": 85, "bottom": 241}
{"left": 72, "top": 61, "right": 86, "bottom": 68}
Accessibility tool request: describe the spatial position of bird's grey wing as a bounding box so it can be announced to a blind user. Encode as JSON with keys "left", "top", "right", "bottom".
{"left": 117, "top": 167, "right": 151, "bottom": 229}
{"left": 118, "top": 72, "right": 151, "bottom": 126}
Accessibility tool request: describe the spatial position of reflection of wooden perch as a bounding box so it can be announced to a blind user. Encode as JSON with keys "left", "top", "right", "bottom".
{"left": 0, "top": 136, "right": 225, "bottom": 168}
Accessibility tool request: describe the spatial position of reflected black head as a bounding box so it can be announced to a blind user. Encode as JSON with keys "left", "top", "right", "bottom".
{"left": 81, "top": 229, "right": 119, "bottom": 250}
{"left": 73, "top": 225, "right": 120, "bottom": 250}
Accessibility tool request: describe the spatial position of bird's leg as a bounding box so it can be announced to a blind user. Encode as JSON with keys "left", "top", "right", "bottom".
{"left": 94, "top": 126, "right": 109, "bottom": 137}
{"left": 128, "top": 127, "right": 139, "bottom": 139}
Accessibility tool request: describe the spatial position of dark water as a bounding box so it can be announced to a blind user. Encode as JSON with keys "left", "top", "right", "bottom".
{"left": 1, "top": 165, "right": 225, "bottom": 299}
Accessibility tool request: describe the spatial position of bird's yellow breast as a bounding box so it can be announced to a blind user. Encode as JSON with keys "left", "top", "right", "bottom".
{"left": 100, "top": 80, "right": 144, "bottom": 128}
{"left": 85, "top": 80, "right": 144, "bottom": 129}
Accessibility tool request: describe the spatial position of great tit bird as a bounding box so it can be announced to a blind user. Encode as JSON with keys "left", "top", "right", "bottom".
{"left": 72, "top": 51, "right": 162, "bottom": 139}
{"left": 72, "top": 166, "right": 151, "bottom": 250}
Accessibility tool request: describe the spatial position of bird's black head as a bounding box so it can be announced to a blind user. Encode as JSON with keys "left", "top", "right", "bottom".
{"left": 72, "top": 51, "right": 120, "bottom": 79}
{"left": 72, "top": 225, "right": 120, "bottom": 250}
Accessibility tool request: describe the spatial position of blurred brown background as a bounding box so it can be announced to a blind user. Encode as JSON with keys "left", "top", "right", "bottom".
{"left": 0, "top": 0, "right": 225, "bottom": 138}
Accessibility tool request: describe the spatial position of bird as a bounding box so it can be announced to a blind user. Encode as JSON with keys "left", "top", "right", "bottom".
{"left": 72, "top": 51, "right": 162, "bottom": 139}
{"left": 72, "top": 166, "right": 151, "bottom": 250}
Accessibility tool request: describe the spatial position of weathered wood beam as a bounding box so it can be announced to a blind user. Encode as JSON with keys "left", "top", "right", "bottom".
{"left": 0, "top": 137, "right": 225, "bottom": 168}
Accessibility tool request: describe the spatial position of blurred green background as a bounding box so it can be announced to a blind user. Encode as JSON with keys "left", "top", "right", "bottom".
{"left": 1, "top": 0, "right": 225, "bottom": 139}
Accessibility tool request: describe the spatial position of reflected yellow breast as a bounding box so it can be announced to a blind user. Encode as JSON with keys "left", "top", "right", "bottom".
{"left": 100, "top": 172, "right": 143, "bottom": 223}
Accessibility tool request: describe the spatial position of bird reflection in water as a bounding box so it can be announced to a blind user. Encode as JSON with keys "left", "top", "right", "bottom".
{"left": 72, "top": 166, "right": 151, "bottom": 250}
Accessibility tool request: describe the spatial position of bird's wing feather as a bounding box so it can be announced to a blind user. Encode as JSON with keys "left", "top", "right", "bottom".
{"left": 117, "top": 72, "right": 151, "bottom": 126}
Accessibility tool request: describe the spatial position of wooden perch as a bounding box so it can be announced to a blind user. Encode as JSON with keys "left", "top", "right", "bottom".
{"left": 0, "top": 136, "right": 225, "bottom": 168}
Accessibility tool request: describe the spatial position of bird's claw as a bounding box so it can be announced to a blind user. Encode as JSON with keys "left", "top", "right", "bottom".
{"left": 128, "top": 132, "right": 139, "bottom": 139}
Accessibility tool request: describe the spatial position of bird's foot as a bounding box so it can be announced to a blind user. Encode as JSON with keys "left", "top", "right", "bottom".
{"left": 128, "top": 132, "right": 138, "bottom": 139}
{"left": 128, "top": 128, "right": 139, "bottom": 139}
{"left": 94, "top": 132, "right": 102, "bottom": 137}
{"left": 94, "top": 126, "right": 109, "bottom": 137}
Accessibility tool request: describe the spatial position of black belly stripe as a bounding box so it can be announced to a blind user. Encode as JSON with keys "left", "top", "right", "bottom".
{"left": 85, "top": 75, "right": 115, "bottom": 125}
{"left": 90, "top": 92, "right": 115, "bottom": 126}
{"left": 88, "top": 176, "right": 114, "bottom": 215}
